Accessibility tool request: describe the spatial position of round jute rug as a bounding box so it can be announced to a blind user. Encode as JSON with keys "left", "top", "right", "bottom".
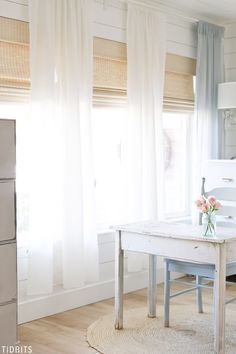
{"left": 87, "top": 304, "right": 236, "bottom": 354}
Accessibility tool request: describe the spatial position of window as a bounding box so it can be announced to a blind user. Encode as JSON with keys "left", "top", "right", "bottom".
{"left": 92, "top": 37, "right": 127, "bottom": 230}
{"left": 92, "top": 108, "right": 192, "bottom": 229}
{"left": 0, "top": 26, "right": 195, "bottom": 229}
{"left": 92, "top": 39, "right": 195, "bottom": 226}
{"left": 163, "top": 112, "right": 192, "bottom": 217}
{"left": 92, "top": 106, "right": 127, "bottom": 231}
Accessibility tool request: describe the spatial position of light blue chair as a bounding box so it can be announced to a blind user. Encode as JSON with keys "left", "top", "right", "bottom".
{"left": 164, "top": 177, "right": 236, "bottom": 327}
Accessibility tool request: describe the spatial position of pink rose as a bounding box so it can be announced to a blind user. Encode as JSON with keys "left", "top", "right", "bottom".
{"left": 200, "top": 204, "right": 209, "bottom": 213}
{"left": 208, "top": 196, "right": 217, "bottom": 206}
{"left": 195, "top": 199, "right": 202, "bottom": 207}
{"left": 195, "top": 196, "right": 205, "bottom": 208}
{"left": 215, "top": 201, "right": 222, "bottom": 210}
{"left": 194, "top": 195, "right": 222, "bottom": 213}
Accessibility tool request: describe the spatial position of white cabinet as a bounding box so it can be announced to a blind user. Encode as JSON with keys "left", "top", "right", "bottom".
{"left": 203, "top": 160, "right": 236, "bottom": 226}
{"left": 0, "top": 119, "right": 17, "bottom": 347}
{"left": 0, "top": 244, "right": 16, "bottom": 304}
{"left": 203, "top": 160, "right": 236, "bottom": 190}
{"left": 0, "top": 120, "right": 15, "bottom": 179}
{"left": 0, "top": 303, "right": 17, "bottom": 346}
{"left": 0, "top": 181, "right": 15, "bottom": 242}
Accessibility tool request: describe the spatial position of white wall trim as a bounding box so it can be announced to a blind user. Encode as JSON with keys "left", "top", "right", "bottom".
{"left": 18, "top": 270, "right": 152, "bottom": 324}
{"left": 18, "top": 265, "right": 183, "bottom": 324}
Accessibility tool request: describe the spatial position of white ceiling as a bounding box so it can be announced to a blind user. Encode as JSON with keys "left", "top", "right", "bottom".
{"left": 135, "top": 0, "right": 236, "bottom": 24}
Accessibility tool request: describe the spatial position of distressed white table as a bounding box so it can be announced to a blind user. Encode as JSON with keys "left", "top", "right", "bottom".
{"left": 114, "top": 221, "right": 236, "bottom": 354}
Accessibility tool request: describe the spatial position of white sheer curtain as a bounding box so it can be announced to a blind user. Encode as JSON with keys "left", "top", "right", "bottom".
{"left": 192, "top": 21, "right": 225, "bottom": 221}
{"left": 125, "top": 4, "right": 166, "bottom": 271}
{"left": 28, "top": 0, "right": 98, "bottom": 294}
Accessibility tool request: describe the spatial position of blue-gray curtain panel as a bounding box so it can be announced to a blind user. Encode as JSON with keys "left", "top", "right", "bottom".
{"left": 195, "top": 21, "right": 225, "bottom": 159}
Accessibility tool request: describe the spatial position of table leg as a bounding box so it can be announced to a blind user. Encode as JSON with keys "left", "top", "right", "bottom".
{"left": 214, "top": 243, "right": 226, "bottom": 354}
{"left": 115, "top": 231, "right": 124, "bottom": 329}
{"left": 148, "top": 254, "right": 157, "bottom": 318}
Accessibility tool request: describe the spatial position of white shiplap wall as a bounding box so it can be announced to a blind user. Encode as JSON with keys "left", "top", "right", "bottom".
{"left": 224, "top": 23, "right": 236, "bottom": 159}
{"left": 225, "top": 24, "right": 236, "bottom": 82}
{"left": 0, "top": 0, "right": 197, "bottom": 322}
{"left": 93, "top": 0, "right": 197, "bottom": 57}
{"left": 0, "top": 0, "right": 28, "bottom": 21}
{"left": 0, "top": 0, "right": 198, "bottom": 58}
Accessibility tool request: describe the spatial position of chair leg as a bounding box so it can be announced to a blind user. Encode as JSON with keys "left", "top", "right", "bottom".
{"left": 196, "top": 275, "right": 203, "bottom": 313}
{"left": 164, "top": 260, "right": 170, "bottom": 327}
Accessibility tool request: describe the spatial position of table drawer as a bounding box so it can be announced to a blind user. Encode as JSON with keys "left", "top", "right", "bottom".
{"left": 0, "top": 243, "right": 16, "bottom": 304}
{"left": 0, "top": 302, "right": 17, "bottom": 348}
{"left": 0, "top": 120, "right": 15, "bottom": 179}
{"left": 0, "top": 181, "right": 15, "bottom": 242}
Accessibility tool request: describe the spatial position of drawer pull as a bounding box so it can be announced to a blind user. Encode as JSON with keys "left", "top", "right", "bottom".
{"left": 221, "top": 177, "right": 233, "bottom": 182}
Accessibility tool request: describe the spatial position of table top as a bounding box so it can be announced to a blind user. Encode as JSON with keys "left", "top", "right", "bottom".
{"left": 112, "top": 220, "right": 236, "bottom": 244}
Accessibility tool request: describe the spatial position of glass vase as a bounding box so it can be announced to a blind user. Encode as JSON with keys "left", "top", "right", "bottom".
{"left": 202, "top": 212, "right": 216, "bottom": 237}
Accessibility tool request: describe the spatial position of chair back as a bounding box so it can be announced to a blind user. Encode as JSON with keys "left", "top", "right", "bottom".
{"left": 200, "top": 177, "right": 236, "bottom": 225}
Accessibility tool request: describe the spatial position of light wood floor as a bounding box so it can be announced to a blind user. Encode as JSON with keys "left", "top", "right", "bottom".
{"left": 19, "top": 279, "right": 236, "bottom": 354}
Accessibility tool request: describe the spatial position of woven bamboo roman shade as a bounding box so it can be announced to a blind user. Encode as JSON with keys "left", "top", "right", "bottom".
{"left": 93, "top": 37, "right": 196, "bottom": 111}
{"left": 164, "top": 53, "right": 196, "bottom": 112}
{"left": 93, "top": 37, "right": 127, "bottom": 106}
{"left": 0, "top": 17, "right": 30, "bottom": 89}
{"left": 0, "top": 18, "right": 195, "bottom": 110}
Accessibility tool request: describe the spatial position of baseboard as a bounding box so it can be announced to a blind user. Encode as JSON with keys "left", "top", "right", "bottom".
{"left": 18, "top": 269, "right": 164, "bottom": 324}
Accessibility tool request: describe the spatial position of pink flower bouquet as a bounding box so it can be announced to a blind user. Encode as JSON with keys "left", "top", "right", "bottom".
{"left": 195, "top": 196, "right": 222, "bottom": 236}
